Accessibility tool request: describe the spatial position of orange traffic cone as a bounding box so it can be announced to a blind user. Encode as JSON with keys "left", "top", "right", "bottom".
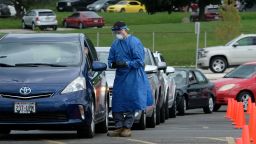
{"left": 249, "top": 105, "right": 256, "bottom": 141}
{"left": 233, "top": 101, "right": 239, "bottom": 125}
{"left": 235, "top": 102, "right": 246, "bottom": 129}
{"left": 226, "top": 98, "right": 232, "bottom": 119}
{"left": 241, "top": 125, "right": 250, "bottom": 144}
{"left": 236, "top": 138, "right": 243, "bottom": 144}
{"left": 230, "top": 99, "right": 235, "bottom": 121}
{"left": 247, "top": 97, "right": 252, "bottom": 114}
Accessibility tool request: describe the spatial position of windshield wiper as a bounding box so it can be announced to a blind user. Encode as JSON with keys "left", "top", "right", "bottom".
{"left": 15, "top": 63, "right": 67, "bottom": 67}
{"left": 0, "top": 63, "right": 15, "bottom": 67}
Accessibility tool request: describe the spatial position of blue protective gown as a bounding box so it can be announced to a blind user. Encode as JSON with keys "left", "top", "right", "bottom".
{"left": 108, "top": 35, "right": 153, "bottom": 113}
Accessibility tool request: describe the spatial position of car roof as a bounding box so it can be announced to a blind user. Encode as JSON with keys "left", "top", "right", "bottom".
{"left": 0, "top": 33, "right": 83, "bottom": 43}
{"left": 30, "top": 9, "right": 54, "bottom": 12}
{"left": 96, "top": 47, "right": 111, "bottom": 52}
{"left": 240, "top": 34, "right": 256, "bottom": 37}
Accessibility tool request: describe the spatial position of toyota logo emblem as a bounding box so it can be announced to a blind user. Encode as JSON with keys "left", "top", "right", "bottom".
{"left": 19, "top": 87, "right": 32, "bottom": 95}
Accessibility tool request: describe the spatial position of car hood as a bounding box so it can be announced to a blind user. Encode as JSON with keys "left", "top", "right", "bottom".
{"left": 105, "top": 70, "right": 115, "bottom": 88}
{"left": 202, "top": 46, "right": 226, "bottom": 51}
{"left": 213, "top": 78, "right": 248, "bottom": 89}
{"left": 0, "top": 67, "right": 81, "bottom": 84}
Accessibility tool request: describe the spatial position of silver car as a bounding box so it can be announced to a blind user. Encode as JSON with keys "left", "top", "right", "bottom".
{"left": 22, "top": 9, "right": 58, "bottom": 31}
{"left": 96, "top": 47, "right": 160, "bottom": 130}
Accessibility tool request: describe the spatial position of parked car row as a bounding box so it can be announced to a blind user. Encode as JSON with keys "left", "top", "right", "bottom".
{"left": 56, "top": 0, "right": 146, "bottom": 13}
{"left": 21, "top": 9, "right": 105, "bottom": 31}
{"left": 96, "top": 47, "right": 216, "bottom": 131}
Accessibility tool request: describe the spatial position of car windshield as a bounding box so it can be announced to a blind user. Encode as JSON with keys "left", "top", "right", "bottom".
{"left": 39, "top": 11, "right": 55, "bottom": 16}
{"left": 82, "top": 12, "right": 100, "bottom": 18}
{"left": 225, "top": 36, "right": 239, "bottom": 46}
{"left": 0, "top": 42, "right": 81, "bottom": 67}
{"left": 207, "top": 8, "right": 218, "bottom": 13}
{"left": 170, "top": 70, "right": 187, "bottom": 87}
{"left": 117, "top": 1, "right": 128, "bottom": 5}
{"left": 224, "top": 65, "right": 256, "bottom": 78}
{"left": 93, "top": 0, "right": 107, "bottom": 4}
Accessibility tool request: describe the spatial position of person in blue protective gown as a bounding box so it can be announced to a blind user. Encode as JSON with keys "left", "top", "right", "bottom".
{"left": 107, "top": 21, "right": 153, "bottom": 137}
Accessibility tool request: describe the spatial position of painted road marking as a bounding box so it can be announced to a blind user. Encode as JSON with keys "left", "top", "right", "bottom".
{"left": 44, "top": 140, "right": 66, "bottom": 144}
{"left": 226, "top": 137, "right": 236, "bottom": 144}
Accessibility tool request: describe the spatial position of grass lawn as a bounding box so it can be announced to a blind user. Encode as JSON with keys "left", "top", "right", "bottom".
{"left": 0, "top": 11, "right": 256, "bottom": 66}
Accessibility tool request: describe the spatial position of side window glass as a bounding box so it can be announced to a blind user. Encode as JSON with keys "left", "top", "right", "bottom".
{"left": 253, "top": 37, "right": 256, "bottom": 45}
{"left": 160, "top": 55, "right": 166, "bottom": 62}
{"left": 237, "top": 37, "right": 254, "bottom": 46}
{"left": 194, "top": 71, "right": 206, "bottom": 83}
{"left": 188, "top": 71, "right": 197, "bottom": 84}
{"left": 86, "top": 39, "right": 98, "bottom": 61}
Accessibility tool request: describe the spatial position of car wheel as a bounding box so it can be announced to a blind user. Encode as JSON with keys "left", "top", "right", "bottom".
{"left": 160, "top": 102, "right": 166, "bottom": 123}
{"left": 77, "top": 102, "right": 95, "bottom": 138}
{"left": 136, "top": 110, "right": 146, "bottom": 130}
{"left": 177, "top": 96, "right": 186, "bottom": 116}
{"left": 146, "top": 107, "right": 156, "bottom": 128}
{"left": 63, "top": 21, "right": 68, "bottom": 28}
{"left": 79, "top": 23, "right": 84, "bottom": 29}
{"left": 203, "top": 97, "right": 214, "bottom": 114}
{"left": 156, "top": 103, "right": 161, "bottom": 125}
{"left": 120, "top": 8, "right": 125, "bottom": 13}
{"left": 31, "top": 23, "right": 35, "bottom": 31}
{"left": 0, "top": 129, "right": 10, "bottom": 136}
{"left": 213, "top": 104, "right": 222, "bottom": 112}
{"left": 169, "top": 100, "right": 177, "bottom": 118}
{"left": 165, "top": 96, "right": 169, "bottom": 119}
{"left": 95, "top": 99, "right": 108, "bottom": 133}
{"left": 210, "top": 56, "right": 228, "bottom": 73}
{"left": 139, "top": 9, "right": 144, "bottom": 12}
{"left": 53, "top": 26, "right": 57, "bottom": 31}
{"left": 237, "top": 91, "right": 253, "bottom": 111}
{"left": 22, "top": 21, "right": 27, "bottom": 29}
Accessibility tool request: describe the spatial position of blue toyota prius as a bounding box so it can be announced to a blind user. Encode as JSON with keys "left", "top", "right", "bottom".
{"left": 0, "top": 33, "right": 109, "bottom": 138}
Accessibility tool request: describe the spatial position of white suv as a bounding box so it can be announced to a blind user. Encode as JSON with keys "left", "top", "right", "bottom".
{"left": 198, "top": 34, "right": 256, "bottom": 73}
{"left": 22, "top": 9, "right": 58, "bottom": 31}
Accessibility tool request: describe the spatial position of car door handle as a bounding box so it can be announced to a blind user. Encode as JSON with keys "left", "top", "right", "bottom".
{"left": 148, "top": 76, "right": 153, "bottom": 79}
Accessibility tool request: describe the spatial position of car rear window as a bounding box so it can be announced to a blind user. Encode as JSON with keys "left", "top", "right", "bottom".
{"left": 39, "top": 11, "right": 55, "bottom": 16}
{"left": 82, "top": 12, "right": 100, "bottom": 18}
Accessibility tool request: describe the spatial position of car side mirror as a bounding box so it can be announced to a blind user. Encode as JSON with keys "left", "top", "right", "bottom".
{"left": 233, "top": 42, "right": 239, "bottom": 47}
{"left": 92, "top": 61, "right": 107, "bottom": 71}
{"left": 157, "top": 62, "right": 167, "bottom": 71}
{"left": 166, "top": 66, "right": 175, "bottom": 74}
{"left": 145, "top": 65, "right": 158, "bottom": 74}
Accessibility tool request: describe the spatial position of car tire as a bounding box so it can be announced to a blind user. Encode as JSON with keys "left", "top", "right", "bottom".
{"left": 31, "top": 23, "right": 35, "bottom": 31}
{"left": 95, "top": 100, "right": 108, "bottom": 133}
{"left": 160, "top": 102, "right": 166, "bottom": 123}
{"left": 53, "top": 26, "right": 57, "bottom": 31}
{"left": 156, "top": 103, "right": 161, "bottom": 125}
{"left": 120, "top": 8, "right": 125, "bottom": 13}
{"left": 22, "top": 21, "right": 27, "bottom": 29}
{"left": 79, "top": 23, "right": 84, "bottom": 29}
{"left": 177, "top": 96, "right": 186, "bottom": 116}
{"left": 213, "top": 104, "right": 222, "bottom": 112}
{"left": 136, "top": 110, "right": 146, "bottom": 130}
{"left": 77, "top": 102, "right": 95, "bottom": 138}
{"left": 169, "top": 100, "right": 177, "bottom": 118}
{"left": 165, "top": 97, "right": 169, "bottom": 119}
{"left": 210, "top": 56, "right": 228, "bottom": 73}
{"left": 146, "top": 107, "right": 156, "bottom": 128}
{"left": 203, "top": 96, "right": 214, "bottom": 114}
{"left": 237, "top": 91, "right": 253, "bottom": 111}
{"left": 63, "top": 21, "right": 68, "bottom": 28}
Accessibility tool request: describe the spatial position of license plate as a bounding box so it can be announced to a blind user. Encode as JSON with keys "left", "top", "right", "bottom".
{"left": 59, "top": 7, "right": 63, "bottom": 10}
{"left": 14, "top": 102, "right": 36, "bottom": 114}
{"left": 94, "top": 20, "right": 98, "bottom": 23}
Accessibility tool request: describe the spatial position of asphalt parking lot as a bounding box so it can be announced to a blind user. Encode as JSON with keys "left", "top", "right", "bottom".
{"left": 0, "top": 107, "right": 240, "bottom": 144}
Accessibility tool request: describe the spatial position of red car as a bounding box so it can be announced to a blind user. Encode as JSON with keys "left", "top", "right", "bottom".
{"left": 213, "top": 62, "right": 256, "bottom": 111}
{"left": 63, "top": 11, "right": 104, "bottom": 29}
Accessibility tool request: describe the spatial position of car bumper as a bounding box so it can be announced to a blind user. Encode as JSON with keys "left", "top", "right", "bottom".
{"left": 0, "top": 91, "right": 92, "bottom": 130}
{"left": 35, "top": 21, "right": 58, "bottom": 27}
{"left": 215, "top": 89, "right": 238, "bottom": 105}
{"left": 197, "top": 57, "right": 209, "bottom": 69}
{"left": 107, "top": 9, "right": 120, "bottom": 13}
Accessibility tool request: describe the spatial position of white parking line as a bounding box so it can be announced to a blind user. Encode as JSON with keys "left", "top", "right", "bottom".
{"left": 226, "top": 137, "right": 236, "bottom": 144}
{"left": 44, "top": 140, "right": 66, "bottom": 144}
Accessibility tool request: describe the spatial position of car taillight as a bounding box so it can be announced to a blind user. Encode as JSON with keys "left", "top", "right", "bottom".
{"left": 36, "top": 17, "right": 39, "bottom": 21}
